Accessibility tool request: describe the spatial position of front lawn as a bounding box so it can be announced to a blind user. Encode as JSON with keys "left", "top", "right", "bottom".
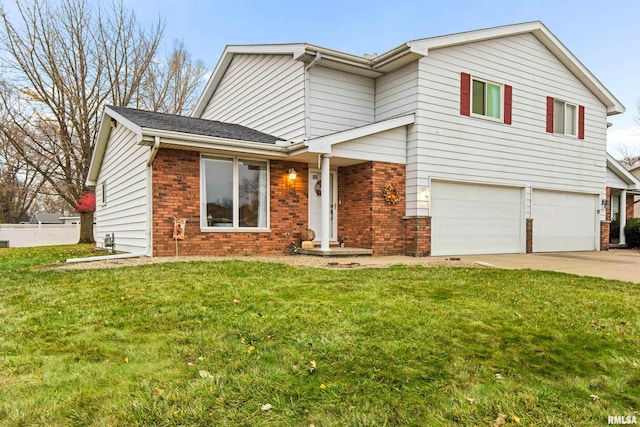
{"left": 0, "top": 245, "right": 638, "bottom": 426}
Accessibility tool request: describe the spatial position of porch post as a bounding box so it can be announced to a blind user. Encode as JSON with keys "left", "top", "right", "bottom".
{"left": 320, "top": 154, "right": 331, "bottom": 251}
{"left": 620, "top": 189, "right": 627, "bottom": 245}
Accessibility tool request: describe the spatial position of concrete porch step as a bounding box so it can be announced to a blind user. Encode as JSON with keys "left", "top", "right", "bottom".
{"left": 296, "top": 247, "right": 373, "bottom": 257}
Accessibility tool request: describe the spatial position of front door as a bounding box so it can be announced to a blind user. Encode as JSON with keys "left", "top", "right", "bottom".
{"left": 308, "top": 169, "right": 337, "bottom": 242}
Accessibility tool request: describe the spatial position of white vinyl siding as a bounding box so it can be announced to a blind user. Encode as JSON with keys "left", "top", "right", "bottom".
{"left": 606, "top": 167, "right": 629, "bottom": 189}
{"left": 94, "top": 125, "right": 149, "bottom": 253}
{"left": 431, "top": 181, "right": 523, "bottom": 256}
{"left": 308, "top": 66, "right": 374, "bottom": 138}
{"left": 375, "top": 62, "right": 419, "bottom": 121}
{"left": 532, "top": 190, "right": 597, "bottom": 252}
{"left": 200, "top": 54, "right": 306, "bottom": 141}
{"left": 331, "top": 128, "right": 407, "bottom": 164}
{"left": 408, "top": 33, "right": 606, "bottom": 217}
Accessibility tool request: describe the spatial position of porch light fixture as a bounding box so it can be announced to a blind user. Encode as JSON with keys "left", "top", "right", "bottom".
{"left": 288, "top": 168, "right": 297, "bottom": 181}
{"left": 601, "top": 199, "right": 610, "bottom": 210}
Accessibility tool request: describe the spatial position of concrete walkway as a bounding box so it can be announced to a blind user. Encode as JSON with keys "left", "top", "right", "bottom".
{"left": 318, "top": 249, "right": 640, "bottom": 283}
{"left": 459, "top": 249, "right": 640, "bottom": 283}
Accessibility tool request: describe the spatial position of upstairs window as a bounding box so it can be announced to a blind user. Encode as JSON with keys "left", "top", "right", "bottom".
{"left": 460, "top": 72, "right": 512, "bottom": 124}
{"left": 546, "top": 96, "right": 584, "bottom": 139}
{"left": 472, "top": 79, "right": 501, "bottom": 118}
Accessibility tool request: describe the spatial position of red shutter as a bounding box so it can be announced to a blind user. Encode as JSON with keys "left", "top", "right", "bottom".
{"left": 546, "top": 96, "right": 554, "bottom": 133}
{"left": 460, "top": 72, "right": 471, "bottom": 116}
{"left": 578, "top": 105, "right": 585, "bottom": 139}
{"left": 503, "top": 84, "right": 512, "bottom": 125}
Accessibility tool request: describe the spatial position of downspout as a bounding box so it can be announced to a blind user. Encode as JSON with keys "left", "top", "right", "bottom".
{"left": 304, "top": 51, "right": 321, "bottom": 140}
{"left": 146, "top": 136, "right": 160, "bottom": 256}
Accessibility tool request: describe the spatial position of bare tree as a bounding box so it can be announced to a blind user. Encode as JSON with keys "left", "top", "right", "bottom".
{"left": 137, "top": 39, "right": 207, "bottom": 115}
{"left": 0, "top": 0, "right": 163, "bottom": 242}
{"left": 616, "top": 143, "right": 640, "bottom": 169}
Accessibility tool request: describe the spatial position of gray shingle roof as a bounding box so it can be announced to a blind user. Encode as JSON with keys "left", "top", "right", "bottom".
{"left": 108, "top": 106, "right": 283, "bottom": 144}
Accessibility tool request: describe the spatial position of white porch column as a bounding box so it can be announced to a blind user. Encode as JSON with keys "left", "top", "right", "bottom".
{"left": 320, "top": 154, "right": 331, "bottom": 251}
{"left": 620, "top": 189, "right": 627, "bottom": 245}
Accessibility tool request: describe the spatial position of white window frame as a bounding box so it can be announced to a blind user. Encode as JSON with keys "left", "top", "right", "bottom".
{"left": 553, "top": 99, "right": 578, "bottom": 137}
{"left": 200, "top": 155, "right": 270, "bottom": 232}
{"left": 100, "top": 181, "right": 107, "bottom": 206}
{"left": 470, "top": 76, "right": 503, "bottom": 121}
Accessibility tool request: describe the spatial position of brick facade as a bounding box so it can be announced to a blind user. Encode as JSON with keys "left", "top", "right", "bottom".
{"left": 627, "top": 193, "right": 635, "bottom": 221}
{"left": 338, "top": 162, "right": 406, "bottom": 256}
{"left": 526, "top": 218, "right": 533, "bottom": 254}
{"left": 600, "top": 221, "right": 610, "bottom": 251}
{"left": 152, "top": 148, "right": 309, "bottom": 256}
{"left": 151, "top": 150, "right": 413, "bottom": 257}
{"left": 403, "top": 216, "right": 431, "bottom": 257}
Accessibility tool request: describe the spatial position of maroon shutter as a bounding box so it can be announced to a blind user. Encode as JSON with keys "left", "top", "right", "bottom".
{"left": 460, "top": 72, "right": 471, "bottom": 116}
{"left": 546, "top": 96, "right": 554, "bottom": 133}
{"left": 503, "top": 84, "right": 512, "bottom": 125}
{"left": 578, "top": 105, "right": 585, "bottom": 139}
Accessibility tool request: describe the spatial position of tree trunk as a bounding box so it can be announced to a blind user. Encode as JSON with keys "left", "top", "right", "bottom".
{"left": 78, "top": 211, "right": 95, "bottom": 243}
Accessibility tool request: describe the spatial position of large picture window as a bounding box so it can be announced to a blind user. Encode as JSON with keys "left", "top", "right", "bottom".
{"left": 202, "top": 157, "right": 268, "bottom": 229}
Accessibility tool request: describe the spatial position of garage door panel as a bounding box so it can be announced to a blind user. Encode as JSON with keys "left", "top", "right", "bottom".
{"left": 431, "top": 181, "right": 522, "bottom": 256}
{"left": 532, "top": 190, "right": 596, "bottom": 252}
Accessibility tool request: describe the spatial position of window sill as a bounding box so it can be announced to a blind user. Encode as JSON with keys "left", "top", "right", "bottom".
{"left": 201, "top": 226, "right": 271, "bottom": 233}
{"left": 469, "top": 113, "right": 504, "bottom": 124}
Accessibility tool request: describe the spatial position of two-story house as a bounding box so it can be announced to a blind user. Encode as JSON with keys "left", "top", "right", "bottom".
{"left": 87, "top": 21, "right": 628, "bottom": 257}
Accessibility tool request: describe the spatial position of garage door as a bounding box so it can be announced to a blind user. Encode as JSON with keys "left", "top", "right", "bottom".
{"left": 431, "top": 181, "right": 523, "bottom": 256}
{"left": 532, "top": 190, "right": 596, "bottom": 252}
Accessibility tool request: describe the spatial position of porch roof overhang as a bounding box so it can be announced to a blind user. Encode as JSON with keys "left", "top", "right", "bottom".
{"left": 607, "top": 153, "right": 640, "bottom": 191}
{"left": 304, "top": 114, "right": 415, "bottom": 154}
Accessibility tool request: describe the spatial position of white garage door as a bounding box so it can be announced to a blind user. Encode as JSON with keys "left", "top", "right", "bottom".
{"left": 532, "top": 190, "right": 596, "bottom": 252}
{"left": 431, "top": 181, "right": 523, "bottom": 256}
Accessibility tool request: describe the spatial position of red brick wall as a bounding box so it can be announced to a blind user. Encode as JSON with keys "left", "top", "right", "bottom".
{"left": 600, "top": 221, "right": 610, "bottom": 251}
{"left": 152, "top": 148, "right": 308, "bottom": 256}
{"left": 526, "top": 218, "right": 533, "bottom": 254}
{"left": 338, "top": 161, "right": 405, "bottom": 256}
{"left": 403, "top": 216, "right": 431, "bottom": 257}
{"left": 627, "top": 193, "right": 634, "bottom": 220}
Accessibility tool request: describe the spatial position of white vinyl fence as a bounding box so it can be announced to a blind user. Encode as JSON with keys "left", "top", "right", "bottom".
{"left": 0, "top": 223, "right": 85, "bottom": 248}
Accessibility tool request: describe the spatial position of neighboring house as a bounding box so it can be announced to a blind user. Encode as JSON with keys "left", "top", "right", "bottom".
{"left": 87, "top": 21, "right": 627, "bottom": 257}
{"left": 29, "top": 213, "right": 63, "bottom": 224}
{"left": 606, "top": 155, "right": 640, "bottom": 246}
{"left": 631, "top": 164, "right": 640, "bottom": 218}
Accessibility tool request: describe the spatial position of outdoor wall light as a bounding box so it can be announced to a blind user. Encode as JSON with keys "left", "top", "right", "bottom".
{"left": 288, "top": 168, "right": 297, "bottom": 181}
{"left": 601, "top": 199, "right": 610, "bottom": 210}
{"left": 419, "top": 187, "right": 431, "bottom": 202}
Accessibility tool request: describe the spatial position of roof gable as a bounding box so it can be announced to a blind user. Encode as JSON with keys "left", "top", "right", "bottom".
{"left": 192, "top": 21, "right": 623, "bottom": 118}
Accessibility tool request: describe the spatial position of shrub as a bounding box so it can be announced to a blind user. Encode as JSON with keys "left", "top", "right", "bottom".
{"left": 624, "top": 218, "right": 640, "bottom": 248}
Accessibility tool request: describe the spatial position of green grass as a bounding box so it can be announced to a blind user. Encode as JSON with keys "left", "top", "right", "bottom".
{"left": 0, "top": 245, "right": 639, "bottom": 426}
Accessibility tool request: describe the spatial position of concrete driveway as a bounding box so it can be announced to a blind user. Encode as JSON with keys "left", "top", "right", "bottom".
{"left": 461, "top": 249, "right": 640, "bottom": 283}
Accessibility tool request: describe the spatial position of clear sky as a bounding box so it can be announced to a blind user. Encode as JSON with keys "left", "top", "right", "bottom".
{"left": 124, "top": 0, "right": 639, "bottom": 158}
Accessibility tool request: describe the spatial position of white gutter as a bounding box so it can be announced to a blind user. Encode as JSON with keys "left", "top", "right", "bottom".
{"left": 147, "top": 135, "right": 160, "bottom": 166}
{"left": 66, "top": 252, "right": 148, "bottom": 264}
{"left": 140, "top": 129, "right": 290, "bottom": 154}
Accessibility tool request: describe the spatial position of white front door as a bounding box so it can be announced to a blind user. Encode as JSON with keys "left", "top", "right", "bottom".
{"left": 309, "top": 169, "right": 337, "bottom": 241}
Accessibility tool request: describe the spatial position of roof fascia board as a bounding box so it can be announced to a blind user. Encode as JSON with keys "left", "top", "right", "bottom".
{"left": 151, "top": 138, "right": 289, "bottom": 158}
{"left": 305, "top": 114, "right": 415, "bottom": 153}
{"left": 140, "top": 128, "right": 289, "bottom": 155}
{"left": 607, "top": 153, "right": 640, "bottom": 189}
{"left": 104, "top": 106, "right": 143, "bottom": 142}
{"left": 86, "top": 112, "right": 112, "bottom": 185}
